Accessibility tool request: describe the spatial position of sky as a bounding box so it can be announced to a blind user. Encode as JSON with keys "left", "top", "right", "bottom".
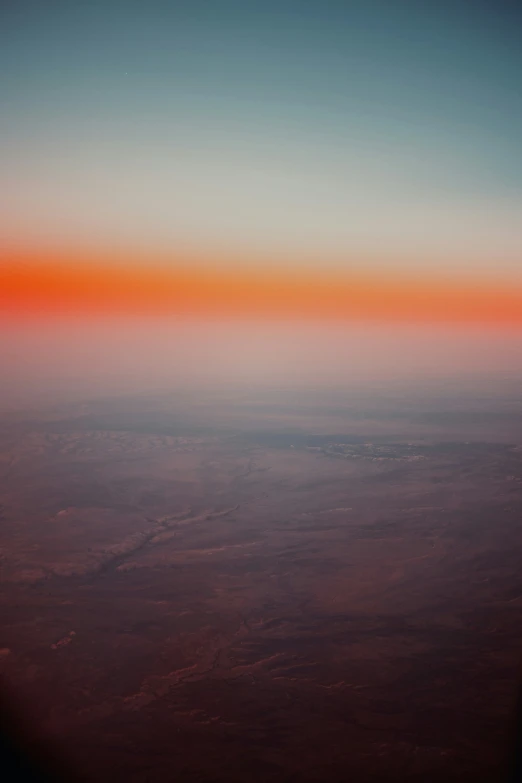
{"left": 2, "top": 0, "right": 522, "bottom": 275}
{"left": 1, "top": 1, "right": 522, "bottom": 403}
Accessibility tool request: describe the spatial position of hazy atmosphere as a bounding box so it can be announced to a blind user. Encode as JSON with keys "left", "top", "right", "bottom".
{"left": 1, "top": 2, "right": 522, "bottom": 782}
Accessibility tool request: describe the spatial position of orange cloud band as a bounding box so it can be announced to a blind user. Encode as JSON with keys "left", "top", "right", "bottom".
{"left": 2, "top": 250, "right": 522, "bottom": 326}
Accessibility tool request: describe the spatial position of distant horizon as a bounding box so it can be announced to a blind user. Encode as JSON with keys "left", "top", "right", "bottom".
{"left": 2, "top": 0, "right": 521, "bottom": 408}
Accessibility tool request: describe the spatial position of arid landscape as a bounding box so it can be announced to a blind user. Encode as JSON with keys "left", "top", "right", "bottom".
{"left": 2, "top": 387, "right": 522, "bottom": 781}
{"left": 3, "top": 0, "right": 522, "bottom": 779}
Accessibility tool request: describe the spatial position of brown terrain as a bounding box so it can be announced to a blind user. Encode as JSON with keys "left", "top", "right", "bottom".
{"left": 1, "top": 387, "right": 522, "bottom": 781}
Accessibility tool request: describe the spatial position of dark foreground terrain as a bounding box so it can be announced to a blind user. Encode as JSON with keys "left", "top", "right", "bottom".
{"left": 2, "top": 387, "right": 522, "bottom": 782}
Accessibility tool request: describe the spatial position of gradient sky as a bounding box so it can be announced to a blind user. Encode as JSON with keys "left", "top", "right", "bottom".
{"left": 2, "top": 1, "right": 522, "bottom": 407}
{"left": 2, "top": 0, "right": 522, "bottom": 279}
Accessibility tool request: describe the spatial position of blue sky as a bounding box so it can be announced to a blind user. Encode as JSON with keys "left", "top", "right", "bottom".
{"left": 2, "top": 0, "right": 521, "bottom": 276}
